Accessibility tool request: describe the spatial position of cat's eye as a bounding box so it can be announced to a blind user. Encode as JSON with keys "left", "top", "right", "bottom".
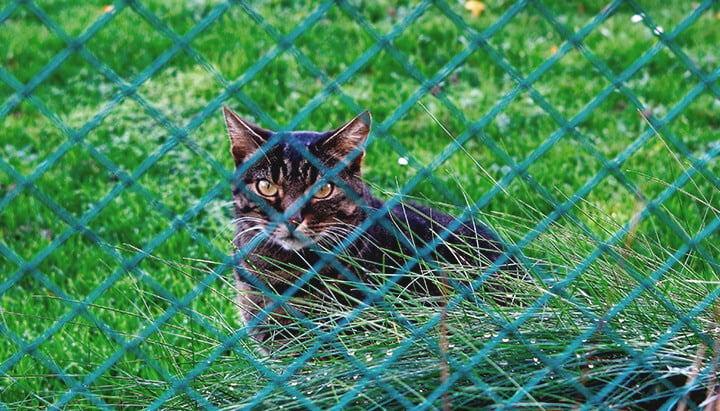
{"left": 313, "top": 182, "right": 334, "bottom": 199}
{"left": 255, "top": 179, "right": 278, "bottom": 197}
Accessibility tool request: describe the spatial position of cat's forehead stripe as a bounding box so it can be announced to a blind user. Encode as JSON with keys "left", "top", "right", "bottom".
{"left": 280, "top": 155, "right": 314, "bottom": 182}
{"left": 271, "top": 159, "right": 283, "bottom": 183}
{"left": 271, "top": 131, "right": 331, "bottom": 183}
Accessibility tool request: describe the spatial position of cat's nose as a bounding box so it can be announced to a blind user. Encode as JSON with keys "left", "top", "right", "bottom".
{"left": 288, "top": 212, "right": 303, "bottom": 227}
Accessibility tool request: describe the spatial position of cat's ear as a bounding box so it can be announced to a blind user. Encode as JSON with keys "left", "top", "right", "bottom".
{"left": 320, "top": 111, "right": 371, "bottom": 169}
{"left": 223, "top": 107, "right": 271, "bottom": 165}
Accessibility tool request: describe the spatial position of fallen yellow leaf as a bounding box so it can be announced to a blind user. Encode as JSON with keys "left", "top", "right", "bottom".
{"left": 102, "top": 5, "right": 115, "bottom": 13}
{"left": 465, "top": 1, "right": 486, "bottom": 18}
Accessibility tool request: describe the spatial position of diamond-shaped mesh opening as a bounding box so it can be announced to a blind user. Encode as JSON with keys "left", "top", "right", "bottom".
{"left": 291, "top": 92, "right": 359, "bottom": 127}
{"left": 390, "top": 8, "right": 469, "bottom": 81}
{"left": 188, "top": 6, "right": 276, "bottom": 82}
{"left": 83, "top": 99, "right": 166, "bottom": 173}
{"left": 84, "top": 7, "right": 175, "bottom": 79}
{"left": 0, "top": 191, "right": 70, "bottom": 261}
{"left": 530, "top": 47, "right": 614, "bottom": 121}
{"left": 0, "top": 103, "right": 66, "bottom": 173}
{"left": 574, "top": 94, "right": 644, "bottom": 160}
{"left": 343, "top": 53, "right": 426, "bottom": 115}
{"left": 581, "top": 4, "right": 660, "bottom": 75}
{"left": 366, "top": 109, "right": 487, "bottom": 208}
{"left": 35, "top": 314, "right": 110, "bottom": 373}
{"left": 71, "top": 348, "right": 172, "bottom": 407}
{"left": 31, "top": 145, "right": 109, "bottom": 218}
{"left": 654, "top": 92, "right": 720, "bottom": 162}
{"left": 34, "top": 233, "right": 117, "bottom": 300}
{"left": 236, "top": 53, "right": 334, "bottom": 119}
{"left": 132, "top": 143, "right": 225, "bottom": 220}
{"left": 294, "top": 7, "right": 375, "bottom": 80}
{"left": 438, "top": 68, "right": 513, "bottom": 122}
{"left": 527, "top": 134, "right": 606, "bottom": 201}
{"left": 85, "top": 188, "right": 177, "bottom": 250}
{"left": 620, "top": 115, "right": 717, "bottom": 221}
{"left": 0, "top": 6, "right": 65, "bottom": 85}
{"left": 632, "top": 196, "right": 716, "bottom": 259}
{"left": 30, "top": 55, "right": 116, "bottom": 130}
{"left": 1, "top": 274, "right": 69, "bottom": 342}
{"left": 581, "top": 175, "right": 643, "bottom": 230}
{"left": 625, "top": 53, "right": 699, "bottom": 111}
{"left": 483, "top": 5, "right": 564, "bottom": 79}
{"left": 137, "top": 59, "right": 224, "bottom": 118}
{"left": 86, "top": 272, "right": 161, "bottom": 333}
{"left": 624, "top": 139, "right": 699, "bottom": 198}
{"left": 487, "top": 93, "right": 563, "bottom": 159}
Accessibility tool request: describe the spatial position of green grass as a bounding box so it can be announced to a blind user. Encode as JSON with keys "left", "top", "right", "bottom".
{"left": 1, "top": 0, "right": 719, "bottom": 409}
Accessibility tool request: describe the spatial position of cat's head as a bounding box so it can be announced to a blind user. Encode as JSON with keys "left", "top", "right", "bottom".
{"left": 224, "top": 107, "right": 371, "bottom": 251}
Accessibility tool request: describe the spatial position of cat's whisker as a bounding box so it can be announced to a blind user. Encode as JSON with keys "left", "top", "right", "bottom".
{"left": 234, "top": 229, "right": 264, "bottom": 245}
{"left": 310, "top": 226, "right": 345, "bottom": 247}
{"left": 231, "top": 216, "right": 268, "bottom": 225}
{"left": 327, "top": 223, "right": 383, "bottom": 252}
{"left": 322, "top": 221, "right": 377, "bottom": 245}
{"left": 316, "top": 230, "right": 356, "bottom": 255}
{"left": 232, "top": 223, "right": 270, "bottom": 247}
{"left": 312, "top": 224, "right": 368, "bottom": 256}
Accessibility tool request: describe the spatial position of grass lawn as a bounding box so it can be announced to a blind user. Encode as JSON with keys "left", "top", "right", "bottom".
{"left": 1, "top": 0, "right": 719, "bottom": 408}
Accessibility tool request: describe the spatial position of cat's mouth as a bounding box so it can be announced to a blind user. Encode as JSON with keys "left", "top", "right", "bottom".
{"left": 270, "top": 223, "right": 316, "bottom": 251}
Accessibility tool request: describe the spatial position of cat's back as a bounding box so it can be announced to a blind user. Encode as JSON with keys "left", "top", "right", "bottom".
{"left": 362, "top": 197, "right": 507, "bottom": 267}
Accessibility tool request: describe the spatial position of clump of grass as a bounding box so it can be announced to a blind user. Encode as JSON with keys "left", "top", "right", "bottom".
{"left": 147, "top": 200, "right": 719, "bottom": 410}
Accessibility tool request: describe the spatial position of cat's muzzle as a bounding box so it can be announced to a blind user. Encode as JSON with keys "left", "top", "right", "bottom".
{"left": 269, "top": 220, "right": 314, "bottom": 251}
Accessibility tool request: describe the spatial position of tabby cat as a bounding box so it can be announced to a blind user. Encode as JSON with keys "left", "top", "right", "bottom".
{"left": 223, "top": 107, "right": 518, "bottom": 351}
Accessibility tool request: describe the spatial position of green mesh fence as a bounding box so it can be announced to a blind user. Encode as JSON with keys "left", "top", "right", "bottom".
{"left": 1, "top": 0, "right": 719, "bottom": 409}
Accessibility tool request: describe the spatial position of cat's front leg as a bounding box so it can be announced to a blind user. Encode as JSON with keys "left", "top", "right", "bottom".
{"left": 234, "top": 276, "right": 303, "bottom": 355}
{"left": 233, "top": 278, "right": 277, "bottom": 355}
